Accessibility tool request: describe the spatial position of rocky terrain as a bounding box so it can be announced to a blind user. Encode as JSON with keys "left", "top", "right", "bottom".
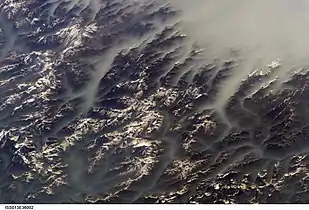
{"left": 1, "top": 0, "right": 309, "bottom": 204}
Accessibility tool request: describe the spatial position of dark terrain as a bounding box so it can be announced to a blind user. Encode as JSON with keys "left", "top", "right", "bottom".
{"left": 1, "top": 0, "right": 309, "bottom": 204}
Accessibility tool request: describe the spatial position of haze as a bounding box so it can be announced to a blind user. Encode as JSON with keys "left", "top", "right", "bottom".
{"left": 169, "top": 0, "right": 309, "bottom": 107}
